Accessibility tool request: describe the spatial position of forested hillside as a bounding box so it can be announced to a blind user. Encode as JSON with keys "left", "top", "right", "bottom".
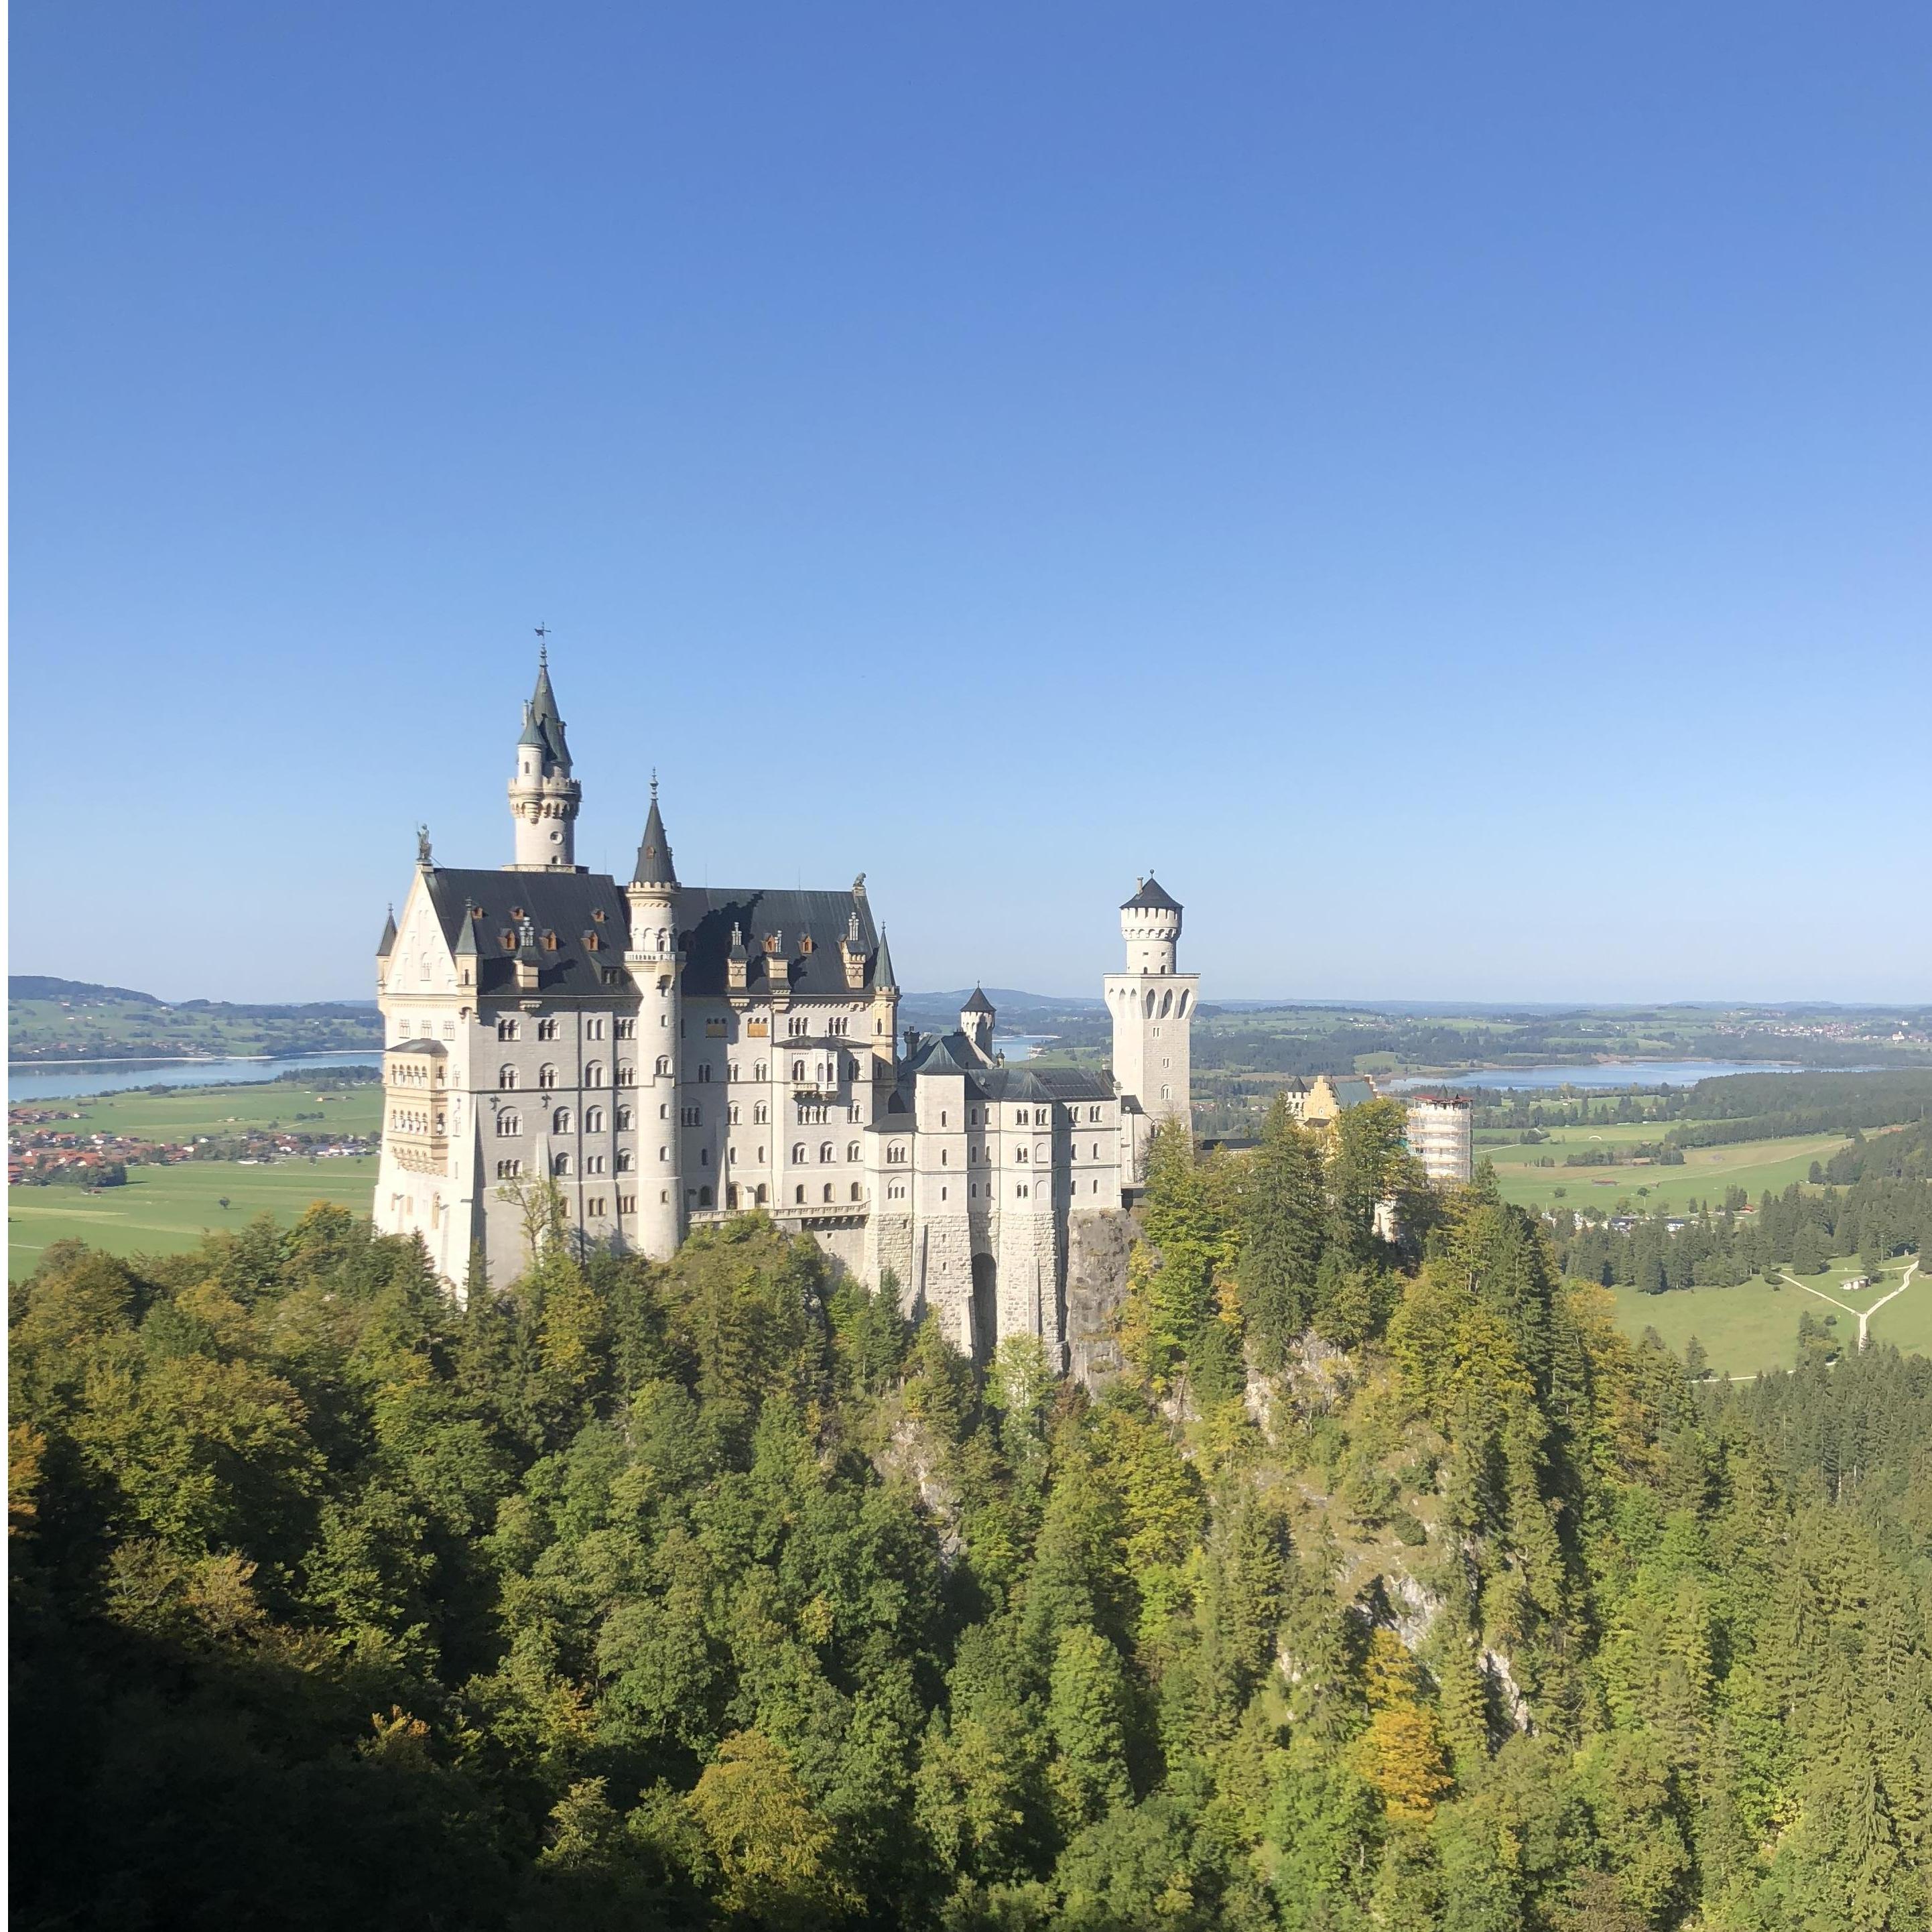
{"left": 11, "top": 1102, "right": 1932, "bottom": 1930}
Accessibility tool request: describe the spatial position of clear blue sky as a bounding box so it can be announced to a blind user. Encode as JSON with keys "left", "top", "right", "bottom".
{"left": 13, "top": 3, "right": 1930, "bottom": 1005}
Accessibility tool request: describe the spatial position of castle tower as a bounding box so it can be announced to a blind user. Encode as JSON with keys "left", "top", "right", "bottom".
{"left": 507, "top": 650, "right": 584, "bottom": 871}
{"left": 960, "top": 986, "right": 995, "bottom": 1061}
{"left": 625, "top": 777, "right": 683, "bottom": 1259}
{"left": 1103, "top": 875, "right": 1198, "bottom": 1169}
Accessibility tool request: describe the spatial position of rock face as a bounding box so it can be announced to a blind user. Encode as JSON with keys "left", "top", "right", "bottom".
{"left": 1065, "top": 1209, "right": 1135, "bottom": 1389}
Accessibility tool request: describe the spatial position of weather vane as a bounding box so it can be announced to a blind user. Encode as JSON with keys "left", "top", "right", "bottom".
{"left": 534, "top": 620, "right": 550, "bottom": 667}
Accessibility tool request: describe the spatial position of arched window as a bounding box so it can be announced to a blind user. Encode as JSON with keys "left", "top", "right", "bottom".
{"left": 496, "top": 1018, "right": 518, "bottom": 1041}
{"left": 754, "top": 1102, "right": 769, "bottom": 1124}
{"left": 755, "top": 1184, "right": 767, "bottom": 1205}
{"left": 1144, "top": 990, "right": 1156, "bottom": 1016}
{"left": 1177, "top": 990, "right": 1190, "bottom": 1017}
{"left": 846, "top": 1141, "right": 859, "bottom": 1162}
{"left": 792, "top": 1060, "right": 806, "bottom": 1082}
{"left": 819, "top": 1141, "right": 833, "bottom": 1163}
{"left": 655, "top": 1055, "right": 671, "bottom": 1076}
{"left": 728, "top": 1062, "right": 739, "bottom": 1082}
{"left": 698, "top": 1065, "right": 711, "bottom": 1083}
{"left": 499, "top": 1066, "right": 518, "bottom": 1090}
{"left": 726, "top": 1184, "right": 738, "bottom": 1208}
{"left": 615, "top": 1106, "right": 633, "bottom": 1131}
{"left": 537, "top": 1063, "right": 558, "bottom": 1090}
{"left": 698, "top": 1186, "right": 713, "bottom": 1208}
{"left": 1159, "top": 990, "right": 1173, "bottom": 1018}
{"left": 822, "top": 1183, "right": 833, "bottom": 1203}
{"left": 553, "top": 1153, "right": 572, "bottom": 1175}
{"left": 537, "top": 1017, "right": 559, "bottom": 1041}
{"left": 850, "top": 1181, "right": 862, "bottom": 1201}
{"left": 754, "top": 1061, "right": 768, "bottom": 1082}
{"left": 495, "top": 1111, "right": 520, "bottom": 1137}
{"left": 616, "top": 1060, "right": 633, "bottom": 1086}
{"left": 584, "top": 1106, "right": 604, "bottom": 1133}
{"left": 585, "top": 1062, "right": 605, "bottom": 1088}
{"left": 792, "top": 1143, "right": 807, "bottom": 1163}
{"left": 940, "top": 1148, "right": 948, "bottom": 1165}
{"left": 617, "top": 1150, "right": 633, "bottom": 1171}
{"left": 793, "top": 1185, "right": 806, "bottom": 1204}
{"left": 552, "top": 1107, "right": 572, "bottom": 1134}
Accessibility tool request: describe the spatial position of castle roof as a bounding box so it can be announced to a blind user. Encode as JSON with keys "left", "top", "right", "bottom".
{"left": 874, "top": 928, "right": 898, "bottom": 993}
{"left": 377, "top": 907, "right": 397, "bottom": 958}
{"left": 962, "top": 986, "right": 995, "bottom": 1015}
{"left": 674, "top": 887, "right": 884, "bottom": 1001}
{"left": 1122, "top": 874, "right": 1182, "bottom": 914}
{"left": 631, "top": 789, "right": 676, "bottom": 888}
{"left": 519, "top": 655, "right": 570, "bottom": 767}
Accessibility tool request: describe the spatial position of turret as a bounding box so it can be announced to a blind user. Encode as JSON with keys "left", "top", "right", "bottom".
{"left": 1120, "top": 875, "right": 1182, "bottom": 974}
{"left": 375, "top": 905, "right": 397, "bottom": 991}
{"left": 625, "top": 777, "right": 678, "bottom": 956}
{"left": 507, "top": 649, "right": 583, "bottom": 871}
{"left": 960, "top": 986, "right": 995, "bottom": 1060}
{"left": 623, "top": 777, "right": 682, "bottom": 1263}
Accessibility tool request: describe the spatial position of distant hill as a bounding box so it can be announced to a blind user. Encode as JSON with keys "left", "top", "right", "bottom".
{"left": 9, "top": 976, "right": 381, "bottom": 1065}
{"left": 907, "top": 988, "right": 1106, "bottom": 1019}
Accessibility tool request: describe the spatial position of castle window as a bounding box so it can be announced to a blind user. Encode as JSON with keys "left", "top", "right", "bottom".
{"left": 792, "top": 1060, "right": 806, "bottom": 1082}
{"left": 755, "top": 1184, "right": 767, "bottom": 1205}
{"left": 819, "top": 1141, "right": 833, "bottom": 1163}
{"left": 553, "top": 1153, "right": 572, "bottom": 1175}
{"left": 850, "top": 1181, "right": 862, "bottom": 1202}
{"left": 495, "top": 1158, "right": 522, "bottom": 1179}
{"left": 1161, "top": 1086, "right": 1171, "bottom": 1101}
{"left": 789, "top": 1017, "right": 808, "bottom": 1037}
{"left": 586, "top": 1018, "right": 605, "bottom": 1039}
{"left": 727, "top": 1145, "right": 737, "bottom": 1163}
{"left": 1016, "top": 1147, "right": 1028, "bottom": 1163}
{"left": 496, "top": 1111, "right": 521, "bottom": 1136}
{"left": 587, "top": 1155, "right": 606, "bottom": 1175}
{"left": 682, "top": 1106, "right": 701, "bottom": 1126}
{"left": 700, "top": 1147, "right": 710, "bottom": 1165}
{"left": 887, "top": 1143, "right": 907, "bottom": 1165}
{"left": 970, "top": 1183, "right": 978, "bottom": 1198}
{"left": 497, "top": 1018, "right": 519, "bottom": 1043}
{"left": 1016, "top": 1183, "right": 1029, "bottom": 1198}
{"left": 940, "top": 1187, "right": 948, "bottom": 1202}
{"left": 586, "top": 1062, "right": 606, "bottom": 1088}
{"left": 538, "top": 1017, "right": 559, "bottom": 1041}
{"left": 795, "top": 1185, "right": 806, "bottom": 1204}
{"left": 1089, "top": 1106, "right": 1101, "bottom": 1122}
{"left": 1159, "top": 990, "right": 1173, "bottom": 1018}
{"left": 616, "top": 1106, "right": 633, "bottom": 1130}
{"left": 754, "top": 1061, "right": 768, "bottom": 1082}
{"left": 552, "top": 1107, "right": 572, "bottom": 1134}
{"left": 792, "top": 1143, "right": 807, "bottom": 1163}
{"left": 889, "top": 1181, "right": 905, "bottom": 1200}
{"left": 617, "top": 1018, "right": 635, "bottom": 1039}
{"left": 753, "top": 1102, "right": 769, "bottom": 1125}
{"left": 537, "top": 1064, "right": 558, "bottom": 1090}
{"left": 727, "top": 1183, "right": 739, "bottom": 1208}
{"left": 617, "top": 1149, "right": 633, "bottom": 1171}
{"left": 588, "top": 1196, "right": 606, "bottom": 1216}
{"left": 940, "top": 1111, "right": 948, "bottom": 1126}
{"left": 1162, "top": 1057, "right": 1171, "bottom": 1070}
{"left": 499, "top": 1066, "right": 519, "bottom": 1090}
{"left": 728, "top": 1062, "right": 739, "bottom": 1082}
{"left": 442, "top": 1021, "right": 455, "bottom": 1039}
{"left": 822, "top": 1183, "right": 833, "bottom": 1203}
{"left": 659, "top": 1146, "right": 670, "bottom": 1161}
{"left": 1177, "top": 991, "right": 1190, "bottom": 1017}
{"left": 941, "top": 1149, "right": 948, "bottom": 1165}
{"left": 728, "top": 1104, "right": 740, "bottom": 1125}
{"left": 846, "top": 1141, "right": 859, "bottom": 1162}
{"left": 698, "top": 1187, "right": 713, "bottom": 1208}
{"left": 584, "top": 1106, "right": 604, "bottom": 1133}
{"left": 1035, "top": 1108, "right": 1047, "bottom": 1126}
{"left": 698, "top": 1064, "right": 712, "bottom": 1082}
{"left": 617, "top": 1062, "right": 635, "bottom": 1086}
{"left": 655, "top": 1055, "right": 671, "bottom": 1076}
{"left": 620, "top": 1194, "right": 635, "bottom": 1214}
{"left": 1013, "top": 1110, "right": 1025, "bottom": 1126}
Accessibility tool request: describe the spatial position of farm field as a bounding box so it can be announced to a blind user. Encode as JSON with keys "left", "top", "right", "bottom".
{"left": 1487, "top": 1124, "right": 1852, "bottom": 1217}
{"left": 1606, "top": 1253, "right": 1927, "bottom": 1377}
{"left": 13, "top": 1080, "right": 382, "bottom": 1143}
{"left": 7, "top": 1155, "right": 378, "bottom": 1277}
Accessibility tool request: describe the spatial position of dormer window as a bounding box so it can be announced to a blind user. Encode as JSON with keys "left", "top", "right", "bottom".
{"left": 590, "top": 907, "right": 605, "bottom": 922}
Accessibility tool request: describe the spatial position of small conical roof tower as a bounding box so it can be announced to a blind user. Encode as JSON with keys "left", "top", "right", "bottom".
{"left": 523, "top": 648, "right": 570, "bottom": 767}
{"left": 631, "top": 777, "right": 677, "bottom": 888}
{"left": 377, "top": 905, "right": 397, "bottom": 959}
{"left": 875, "top": 928, "right": 898, "bottom": 992}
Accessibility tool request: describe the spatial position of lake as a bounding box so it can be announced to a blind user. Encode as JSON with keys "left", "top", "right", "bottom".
{"left": 9, "top": 1051, "right": 384, "bottom": 1104}
{"left": 1385, "top": 1059, "right": 1805, "bottom": 1093}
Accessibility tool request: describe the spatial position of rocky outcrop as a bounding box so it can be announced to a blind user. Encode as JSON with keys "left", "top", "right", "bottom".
{"left": 1065, "top": 1209, "right": 1135, "bottom": 1390}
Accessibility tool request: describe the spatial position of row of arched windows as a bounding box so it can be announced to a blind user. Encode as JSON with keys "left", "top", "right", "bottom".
{"left": 498, "top": 1061, "right": 639, "bottom": 1091}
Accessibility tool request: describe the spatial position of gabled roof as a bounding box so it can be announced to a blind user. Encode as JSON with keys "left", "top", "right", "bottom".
{"left": 907, "top": 1031, "right": 982, "bottom": 1078}
{"left": 1122, "top": 874, "right": 1182, "bottom": 914}
{"left": 418, "top": 868, "right": 633, "bottom": 1000}
{"left": 1030, "top": 1066, "right": 1117, "bottom": 1102}
{"left": 673, "top": 887, "right": 883, "bottom": 1001}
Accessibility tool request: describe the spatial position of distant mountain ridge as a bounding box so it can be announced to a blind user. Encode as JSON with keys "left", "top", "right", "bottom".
{"left": 9, "top": 976, "right": 381, "bottom": 1064}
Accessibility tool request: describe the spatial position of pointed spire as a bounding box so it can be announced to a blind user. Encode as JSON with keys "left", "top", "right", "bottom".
{"left": 631, "top": 785, "right": 678, "bottom": 888}
{"left": 377, "top": 905, "right": 397, "bottom": 958}
{"left": 521, "top": 649, "right": 570, "bottom": 767}
{"left": 963, "top": 985, "right": 994, "bottom": 1015}
{"left": 454, "top": 899, "right": 480, "bottom": 956}
{"left": 875, "top": 928, "right": 898, "bottom": 993}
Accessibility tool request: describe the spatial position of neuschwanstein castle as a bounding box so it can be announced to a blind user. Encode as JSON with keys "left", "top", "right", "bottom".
{"left": 374, "top": 657, "right": 1197, "bottom": 1362}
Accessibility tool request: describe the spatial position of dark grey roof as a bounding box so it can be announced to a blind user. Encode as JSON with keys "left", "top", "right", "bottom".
{"left": 673, "top": 887, "right": 883, "bottom": 1001}
{"left": 454, "top": 901, "right": 481, "bottom": 957}
{"left": 908, "top": 1031, "right": 982, "bottom": 1078}
{"left": 521, "top": 656, "right": 570, "bottom": 767}
{"left": 387, "top": 1036, "right": 447, "bottom": 1057}
{"left": 1030, "top": 1067, "right": 1117, "bottom": 1102}
{"left": 631, "top": 789, "right": 677, "bottom": 887}
{"left": 1122, "top": 874, "right": 1182, "bottom": 914}
{"left": 377, "top": 907, "right": 397, "bottom": 958}
{"left": 977, "top": 1067, "right": 1057, "bottom": 1104}
{"left": 962, "top": 986, "right": 995, "bottom": 1015}
{"left": 875, "top": 928, "right": 898, "bottom": 992}
{"left": 420, "top": 868, "right": 633, "bottom": 1000}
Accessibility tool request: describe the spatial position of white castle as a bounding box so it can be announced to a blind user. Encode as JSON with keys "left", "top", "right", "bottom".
{"left": 373, "top": 657, "right": 1197, "bottom": 1361}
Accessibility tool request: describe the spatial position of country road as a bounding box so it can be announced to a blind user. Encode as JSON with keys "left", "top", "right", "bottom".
{"left": 1783, "top": 1258, "right": 1920, "bottom": 1352}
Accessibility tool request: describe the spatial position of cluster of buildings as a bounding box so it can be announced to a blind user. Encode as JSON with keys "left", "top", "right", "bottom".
{"left": 373, "top": 659, "right": 1474, "bottom": 1360}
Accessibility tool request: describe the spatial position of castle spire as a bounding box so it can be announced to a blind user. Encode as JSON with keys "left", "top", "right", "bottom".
{"left": 631, "top": 784, "right": 678, "bottom": 889}
{"left": 875, "top": 928, "right": 898, "bottom": 992}
{"left": 507, "top": 649, "right": 582, "bottom": 871}
{"left": 377, "top": 905, "right": 397, "bottom": 959}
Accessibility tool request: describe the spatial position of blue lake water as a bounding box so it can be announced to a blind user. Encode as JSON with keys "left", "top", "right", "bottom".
{"left": 1386, "top": 1059, "right": 1805, "bottom": 1093}
{"left": 9, "top": 1051, "right": 384, "bottom": 1105}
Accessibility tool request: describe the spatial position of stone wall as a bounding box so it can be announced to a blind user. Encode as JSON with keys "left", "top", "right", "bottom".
{"left": 1065, "top": 1208, "right": 1135, "bottom": 1391}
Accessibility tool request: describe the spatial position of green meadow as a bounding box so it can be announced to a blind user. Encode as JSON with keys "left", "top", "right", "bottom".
{"left": 1604, "top": 1253, "right": 1927, "bottom": 1379}
{"left": 13, "top": 1080, "right": 383, "bottom": 1143}
{"left": 1486, "top": 1122, "right": 1852, "bottom": 1218}
{"left": 7, "top": 1155, "right": 379, "bottom": 1277}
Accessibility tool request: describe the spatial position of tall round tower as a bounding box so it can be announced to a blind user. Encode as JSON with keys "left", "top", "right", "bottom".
{"left": 1103, "top": 874, "right": 1200, "bottom": 1168}
{"left": 507, "top": 650, "right": 583, "bottom": 871}
{"left": 625, "top": 778, "right": 684, "bottom": 1262}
